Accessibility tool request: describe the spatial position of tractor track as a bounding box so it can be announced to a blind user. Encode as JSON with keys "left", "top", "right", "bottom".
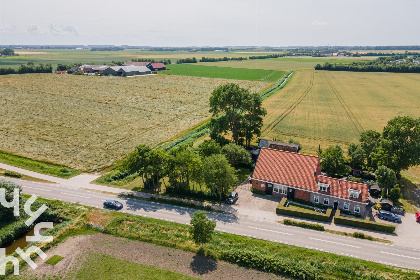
{"left": 263, "top": 71, "right": 314, "bottom": 133}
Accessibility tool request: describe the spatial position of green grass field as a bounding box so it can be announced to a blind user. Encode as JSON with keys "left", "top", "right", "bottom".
{"left": 162, "top": 64, "right": 286, "bottom": 82}
{"left": 260, "top": 70, "right": 420, "bottom": 155}
{"left": 71, "top": 253, "right": 198, "bottom": 280}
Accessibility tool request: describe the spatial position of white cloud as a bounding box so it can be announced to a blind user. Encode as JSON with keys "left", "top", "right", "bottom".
{"left": 0, "top": 24, "right": 16, "bottom": 33}
{"left": 311, "top": 21, "right": 328, "bottom": 26}
{"left": 27, "top": 24, "right": 41, "bottom": 34}
{"left": 48, "top": 23, "right": 79, "bottom": 36}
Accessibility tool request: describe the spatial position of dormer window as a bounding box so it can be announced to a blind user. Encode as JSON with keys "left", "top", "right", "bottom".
{"left": 349, "top": 189, "right": 361, "bottom": 199}
{"left": 318, "top": 182, "right": 329, "bottom": 192}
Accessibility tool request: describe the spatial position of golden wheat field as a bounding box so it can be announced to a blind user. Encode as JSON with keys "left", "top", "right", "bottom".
{"left": 261, "top": 70, "right": 420, "bottom": 154}
{"left": 0, "top": 74, "right": 270, "bottom": 171}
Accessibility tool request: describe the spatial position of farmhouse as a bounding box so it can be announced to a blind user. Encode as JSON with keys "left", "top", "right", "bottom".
{"left": 251, "top": 139, "right": 299, "bottom": 161}
{"left": 251, "top": 148, "right": 368, "bottom": 216}
{"left": 102, "top": 66, "right": 152, "bottom": 77}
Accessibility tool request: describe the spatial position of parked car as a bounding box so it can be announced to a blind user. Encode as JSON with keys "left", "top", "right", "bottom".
{"left": 377, "top": 210, "right": 401, "bottom": 223}
{"left": 226, "top": 191, "right": 238, "bottom": 204}
{"left": 416, "top": 212, "right": 420, "bottom": 223}
{"left": 391, "top": 206, "right": 405, "bottom": 216}
{"left": 103, "top": 200, "right": 123, "bottom": 210}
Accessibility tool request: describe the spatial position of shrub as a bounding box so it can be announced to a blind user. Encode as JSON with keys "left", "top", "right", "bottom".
{"left": 334, "top": 210, "right": 395, "bottom": 233}
{"left": 276, "top": 198, "right": 332, "bottom": 222}
{"left": 251, "top": 188, "right": 266, "bottom": 196}
{"left": 4, "top": 171, "right": 22, "bottom": 178}
{"left": 283, "top": 219, "right": 325, "bottom": 231}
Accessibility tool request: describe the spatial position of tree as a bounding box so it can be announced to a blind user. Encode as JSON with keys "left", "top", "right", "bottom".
{"left": 347, "top": 143, "right": 364, "bottom": 170}
{"left": 389, "top": 184, "right": 401, "bottom": 203}
{"left": 240, "top": 93, "right": 267, "bottom": 147}
{"left": 382, "top": 116, "right": 420, "bottom": 178}
{"left": 122, "top": 145, "right": 152, "bottom": 185}
{"left": 221, "top": 143, "right": 252, "bottom": 168}
{"left": 320, "top": 145, "right": 351, "bottom": 177}
{"left": 209, "top": 83, "right": 248, "bottom": 145}
{"left": 360, "top": 130, "right": 382, "bottom": 170}
{"left": 203, "top": 154, "right": 237, "bottom": 202}
{"left": 167, "top": 146, "right": 202, "bottom": 191}
{"left": 0, "top": 180, "right": 21, "bottom": 223}
{"left": 197, "top": 139, "right": 221, "bottom": 158}
{"left": 0, "top": 48, "right": 15, "bottom": 56}
{"left": 375, "top": 165, "right": 396, "bottom": 191}
{"left": 189, "top": 210, "right": 216, "bottom": 250}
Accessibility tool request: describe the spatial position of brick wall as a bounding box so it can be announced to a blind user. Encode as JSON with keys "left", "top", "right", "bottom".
{"left": 310, "top": 193, "right": 366, "bottom": 216}
{"left": 294, "top": 189, "right": 310, "bottom": 201}
{"left": 252, "top": 180, "right": 265, "bottom": 191}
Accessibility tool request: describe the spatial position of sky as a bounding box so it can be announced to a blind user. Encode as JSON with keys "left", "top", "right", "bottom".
{"left": 0, "top": 0, "right": 419, "bottom": 47}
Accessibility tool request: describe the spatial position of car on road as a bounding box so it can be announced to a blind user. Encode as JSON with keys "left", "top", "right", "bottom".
{"left": 103, "top": 200, "right": 123, "bottom": 210}
{"left": 416, "top": 212, "right": 420, "bottom": 223}
{"left": 377, "top": 210, "right": 401, "bottom": 223}
{"left": 226, "top": 191, "right": 238, "bottom": 204}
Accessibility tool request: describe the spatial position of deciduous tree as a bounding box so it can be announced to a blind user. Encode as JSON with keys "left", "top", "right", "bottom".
{"left": 189, "top": 210, "right": 216, "bottom": 250}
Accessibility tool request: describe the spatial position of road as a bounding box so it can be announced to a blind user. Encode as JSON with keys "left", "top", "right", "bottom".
{"left": 4, "top": 176, "right": 420, "bottom": 271}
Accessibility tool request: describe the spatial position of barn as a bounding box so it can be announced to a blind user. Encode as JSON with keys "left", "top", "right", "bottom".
{"left": 102, "top": 66, "right": 152, "bottom": 77}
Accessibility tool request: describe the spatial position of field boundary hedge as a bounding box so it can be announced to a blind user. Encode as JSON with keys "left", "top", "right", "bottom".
{"left": 334, "top": 210, "right": 396, "bottom": 233}
{"left": 276, "top": 198, "right": 332, "bottom": 222}
{"left": 283, "top": 219, "right": 325, "bottom": 231}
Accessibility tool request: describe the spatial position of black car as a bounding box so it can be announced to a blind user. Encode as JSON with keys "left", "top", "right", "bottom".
{"left": 103, "top": 200, "right": 123, "bottom": 210}
{"left": 226, "top": 191, "right": 238, "bottom": 204}
{"left": 377, "top": 210, "right": 401, "bottom": 223}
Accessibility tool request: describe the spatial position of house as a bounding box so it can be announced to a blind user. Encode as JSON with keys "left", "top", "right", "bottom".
{"left": 102, "top": 66, "right": 152, "bottom": 77}
{"left": 151, "top": 63, "right": 166, "bottom": 71}
{"left": 251, "top": 148, "right": 368, "bottom": 216}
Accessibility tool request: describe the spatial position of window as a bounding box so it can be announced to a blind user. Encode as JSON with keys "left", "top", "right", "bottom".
{"left": 314, "top": 196, "right": 319, "bottom": 203}
{"left": 261, "top": 183, "right": 265, "bottom": 189}
{"left": 343, "top": 202, "right": 349, "bottom": 211}
{"left": 354, "top": 205, "right": 360, "bottom": 213}
{"left": 273, "top": 184, "right": 287, "bottom": 195}
{"left": 323, "top": 198, "right": 329, "bottom": 206}
{"left": 318, "top": 182, "right": 330, "bottom": 192}
{"left": 349, "top": 189, "right": 361, "bottom": 199}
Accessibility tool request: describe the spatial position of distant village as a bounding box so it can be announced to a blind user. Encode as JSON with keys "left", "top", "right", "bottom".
{"left": 56, "top": 61, "right": 167, "bottom": 77}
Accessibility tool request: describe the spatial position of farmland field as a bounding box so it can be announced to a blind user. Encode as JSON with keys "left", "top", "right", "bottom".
{"left": 261, "top": 70, "right": 420, "bottom": 154}
{"left": 0, "top": 74, "right": 269, "bottom": 171}
{"left": 162, "top": 64, "right": 286, "bottom": 82}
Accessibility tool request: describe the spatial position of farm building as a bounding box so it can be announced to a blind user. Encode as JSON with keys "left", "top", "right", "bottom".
{"left": 102, "top": 66, "right": 152, "bottom": 77}
{"left": 251, "top": 148, "right": 368, "bottom": 216}
{"left": 123, "top": 61, "right": 150, "bottom": 67}
{"left": 123, "top": 61, "right": 166, "bottom": 71}
{"left": 78, "top": 65, "right": 109, "bottom": 73}
{"left": 150, "top": 63, "right": 166, "bottom": 71}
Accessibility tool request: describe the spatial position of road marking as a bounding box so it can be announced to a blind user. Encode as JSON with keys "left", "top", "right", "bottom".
{"left": 380, "top": 251, "right": 420, "bottom": 260}
{"left": 21, "top": 186, "right": 51, "bottom": 192}
{"left": 309, "top": 237, "right": 361, "bottom": 248}
{"left": 60, "top": 192, "right": 90, "bottom": 199}
{"left": 248, "top": 226, "right": 293, "bottom": 236}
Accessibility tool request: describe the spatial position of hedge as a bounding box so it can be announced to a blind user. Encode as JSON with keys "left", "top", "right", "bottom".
{"left": 250, "top": 188, "right": 266, "bottom": 196}
{"left": 276, "top": 198, "right": 332, "bottom": 222}
{"left": 334, "top": 210, "right": 396, "bottom": 233}
{"left": 283, "top": 219, "right": 325, "bottom": 231}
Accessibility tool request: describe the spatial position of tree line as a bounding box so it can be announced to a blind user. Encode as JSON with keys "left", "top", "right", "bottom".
{"left": 200, "top": 56, "right": 247, "bottom": 62}
{"left": 0, "top": 62, "right": 52, "bottom": 75}
{"left": 319, "top": 116, "right": 420, "bottom": 201}
{"left": 249, "top": 54, "right": 284, "bottom": 59}
{"left": 0, "top": 48, "right": 16, "bottom": 56}
{"left": 176, "top": 57, "right": 198, "bottom": 64}
{"left": 131, "top": 58, "right": 172, "bottom": 65}
{"left": 315, "top": 55, "right": 420, "bottom": 73}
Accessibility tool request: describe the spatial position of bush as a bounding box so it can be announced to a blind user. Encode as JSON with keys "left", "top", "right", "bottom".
{"left": 276, "top": 198, "right": 332, "bottom": 222}
{"left": 251, "top": 188, "right": 266, "bottom": 196}
{"left": 293, "top": 198, "right": 329, "bottom": 210}
{"left": 4, "top": 171, "right": 22, "bottom": 178}
{"left": 334, "top": 210, "right": 395, "bottom": 233}
{"left": 283, "top": 219, "right": 325, "bottom": 231}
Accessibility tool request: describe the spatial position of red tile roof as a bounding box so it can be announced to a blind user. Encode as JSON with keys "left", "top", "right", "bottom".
{"left": 251, "top": 148, "right": 368, "bottom": 202}
{"left": 151, "top": 63, "right": 166, "bottom": 69}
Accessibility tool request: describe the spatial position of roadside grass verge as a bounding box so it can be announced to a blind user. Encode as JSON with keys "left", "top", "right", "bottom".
{"left": 45, "top": 255, "right": 63, "bottom": 266}
{"left": 68, "top": 253, "right": 198, "bottom": 280}
{"left": 0, "top": 168, "right": 54, "bottom": 183}
{"left": 162, "top": 64, "right": 285, "bottom": 82}
{"left": 0, "top": 150, "right": 80, "bottom": 178}
{"left": 105, "top": 212, "right": 419, "bottom": 280}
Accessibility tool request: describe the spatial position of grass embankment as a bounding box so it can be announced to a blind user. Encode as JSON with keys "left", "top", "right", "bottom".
{"left": 162, "top": 64, "right": 285, "bottom": 82}
{"left": 0, "top": 151, "right": 79, "bottom": 178}
{"left": 0, "top": 168, "right": 54, "bottom": 183}
{"left": 103, "top": 211, "right": 419, "bottom": 280}
{"left": 68, "top": 253, "right": 198, "bottom": 280}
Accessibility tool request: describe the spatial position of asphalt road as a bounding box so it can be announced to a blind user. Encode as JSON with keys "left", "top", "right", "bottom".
{"left": 5, "top": 177, "right": 420, "bottom": 271}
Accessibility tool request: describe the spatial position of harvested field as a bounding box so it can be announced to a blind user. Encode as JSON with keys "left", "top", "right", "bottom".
{"left": 261, "top": 70, "right": 420, "bottom": 153}
{"left": 0, "top": 74, "right": 269, "bottom": 171}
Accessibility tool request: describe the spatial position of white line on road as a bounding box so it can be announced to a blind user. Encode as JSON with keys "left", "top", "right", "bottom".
{"left": 380, "top": 251, "right": 420, "bottom": 260}
{"left": 159, "top": 210, "right": 180, "bottom": 214}
{"left": 60, "top": 192, "right": 90, "bottom": 199}
{"left": 21, "top": 186, "right": 51, "bottom": 192}
{"left": 248, "top": 226, "right": 293, "bottom": 236}
{"left": 309, "top": 237, "right": 361, "bottom": 248}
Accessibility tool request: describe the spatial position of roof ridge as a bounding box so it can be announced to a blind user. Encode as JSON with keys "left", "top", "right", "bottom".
{"left": 318, "top": 175, "right": 367, "bottom": 186}
{"left": 260, "top": 147, "right": 319, "bottom": 159}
